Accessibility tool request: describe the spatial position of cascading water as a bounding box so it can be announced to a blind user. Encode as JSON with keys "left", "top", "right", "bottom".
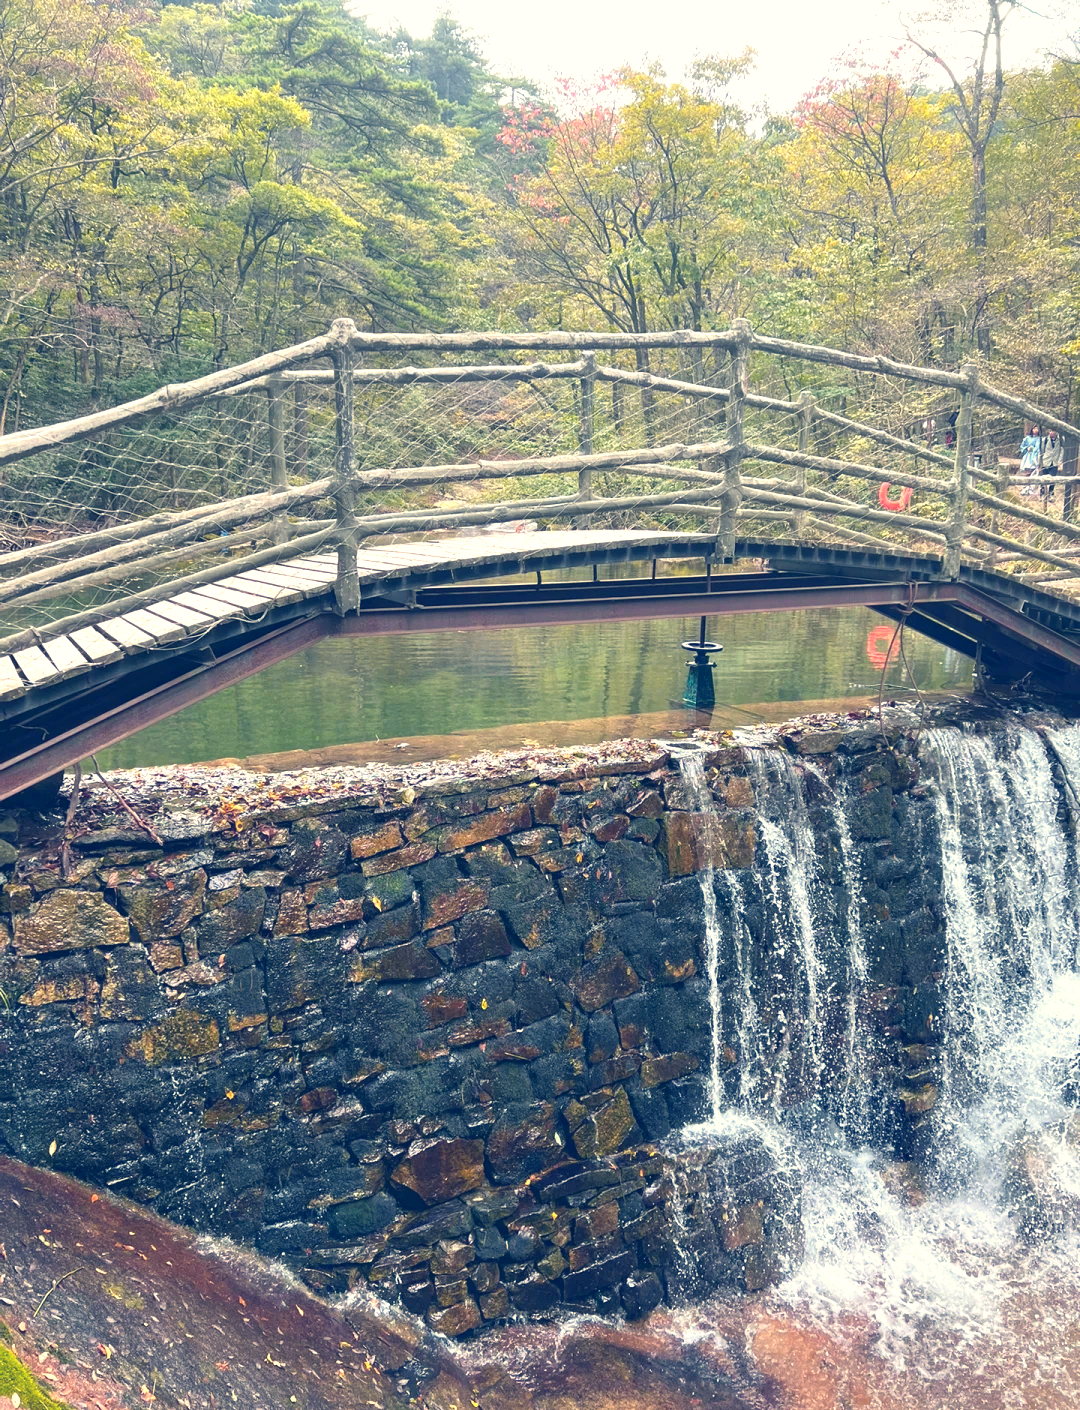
{"left": 671, "top": 724, "right": 1080, "bottom": 1400}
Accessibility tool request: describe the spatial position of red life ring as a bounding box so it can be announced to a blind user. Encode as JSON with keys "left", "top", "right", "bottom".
{"left": 878, "top": 482, "right": 913, "bottom": 512}
{"left": 866, "top": 623, "right": 901, "bottom": 669}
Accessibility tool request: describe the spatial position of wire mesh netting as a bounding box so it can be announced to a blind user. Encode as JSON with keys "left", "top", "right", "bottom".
{"left": 0, "top": 326, "right": 1076, "bottom": 647}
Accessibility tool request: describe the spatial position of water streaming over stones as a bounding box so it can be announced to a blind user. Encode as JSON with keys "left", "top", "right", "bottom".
{"left": 671, "top": 722, "right": 1080, "bottom": 1392}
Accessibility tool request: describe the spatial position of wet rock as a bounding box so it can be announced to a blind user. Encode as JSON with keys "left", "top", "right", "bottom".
{"left": 390, "top": 1138, "right": 485, "bottom": 1205}
{"left": 486, "top": 1101, "right": 565, "bottom": 1184}
{"left": 435, "top": 803, "right": 532, "bottom": 854}
{"left": 197, "top": 886, "right": 265, "bottom": 950}
{"left": 509, "top": 1270, "right": 559, "bottom": 1312}
{"left": 1003, "top": 1129, "right": 1080, "bottom": 1243}
{"left": 640, "top": 1053, "right": 700, "bottom": 1088}
{"left": 350, "top": 821, "right": 405, "bottom": 859}
{"left": 563, "top": 1249, "right": 637, "bottom": 1300}
{"left": 879, "top": 1161, "right": 927, "bottom": 1207}
{"left": 620, "top": 1268, "right": 663, "bottom": 1319}
{"left": 450, "top": 910, "right": 511, "bottom": 968}
{"left": 662, "top": 813, "right": 756, "bottom": 875}
{"left": 282, "top": 819, "right": 348, "bottom": 882}
{"left": 566, "top": 1088, "right": 636, "bottom": 1159}
{"left": 571, "top": 950, "right": 640, "bottom": 1012}
{"left": 362, "top": 842, "right": 438, "bottom": 877}
{"left": 415, "top": 857, "right": 490, "bottom": 930}
{"left": 427, "top": 1297, "right": 481, "bottom": 1337}
{"left": 128, "top": 1010, "right": 220, "bottom": 1065}
{"left": 587, "top": 840, "right": 663, "bottom": 906}
{"left": 653, "top": 1131, "right": 803, "bottom": 1297}
{"left": 15, "top": 889, "right": 129, "bottom": 954}
{"left": 393, "top": 1199, "right": 473, "bottom": 1248}
{"left": 349, "top": 941, "right": 440, "bottom": 983}
{"left": 478, "top": 1286, "right": 509, "bottom": 1319}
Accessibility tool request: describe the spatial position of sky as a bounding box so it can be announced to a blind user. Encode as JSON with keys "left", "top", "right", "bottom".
{"left": 349, "top": 0, "right": 1075, "bottom": 115}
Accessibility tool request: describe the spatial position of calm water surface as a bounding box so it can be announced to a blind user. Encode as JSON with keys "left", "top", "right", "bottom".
{"left": 98, "top": 604, "right": 971, "bottom": 769}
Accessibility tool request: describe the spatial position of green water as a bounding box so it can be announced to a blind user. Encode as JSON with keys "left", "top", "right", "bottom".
{"left": 97, "top": 604, "right": 971, "bottom": 769}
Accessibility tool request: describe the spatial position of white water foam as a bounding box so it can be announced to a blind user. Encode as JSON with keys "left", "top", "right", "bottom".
{"left": 676, "top": 725, "right": 1080, "bottom": 1379}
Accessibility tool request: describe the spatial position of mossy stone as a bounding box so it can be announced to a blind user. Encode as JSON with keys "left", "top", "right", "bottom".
{"left": 0, "top": 1344, "right": 70, "bottom": 1410}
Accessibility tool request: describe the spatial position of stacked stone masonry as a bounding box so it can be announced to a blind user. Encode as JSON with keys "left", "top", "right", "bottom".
{"left": 0, "top": 722, "right": 960, "bottom": 1334}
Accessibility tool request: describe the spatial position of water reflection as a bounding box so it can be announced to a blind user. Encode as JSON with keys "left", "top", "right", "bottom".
{"left": 97, "top": 604, "right": 970, "bottom": 770}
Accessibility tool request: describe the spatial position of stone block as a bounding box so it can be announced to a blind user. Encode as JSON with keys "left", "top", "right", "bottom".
{"left": 571, "top": 950, "right": 640, "bottom": 1012}
{"left": 282, "top": 820, "right": 348, "bottom": 882}
{"left": 620, "top": 1269, "right": 663, "bottom": 1319}
{"left": 349, "top": 941, "right": 440, "bottom": 983}
{"left": 509, "top": 1272, "right": 559, "bottom": 1312}
{"left": 128, "top": 1010, "right": 220, "bottom": 1065}
{"left": 394, "top": 1200, "right": 474, "bottom": 1248}
{"left": 117, "top": 869, "right": 207, "bottom": 944}
{"left": 415, "top": 856, "right": 491, "bottom": 930}
{"left": 479, "top": 1286, "right": 509, "bottom": 1319}
{"left": 486, "top": 1101, "right": 565, "bottom": 1184}
{"left": 362, "top": 843, "right": 438, "bottom": 877}
{"left": 427, "top": 1298, "right": 482, "bottom": 1337}
{"left": 422, "top": 992, "right": 468, "bottom": 1028}
{"left": 662, "top": 813, "right": 756, "bottom": 875}
{"left": 562, "top": 1249, "right": 636, "bottom": 1300}
{"left": 390, "top": 1137, "right": 485, "bottom": 1205}
{"left": 271, "top": 889, "right": 308, "bottom": 937}
{"left": 567, "top": 1088, "right": 636, "bottom": 1159}
{"left": 197, "top": 886, "right": 266, "bottom": 951}
{"left": 435, "top": 803, "right": 532, "bottom": 853}
{"left": 15, "top": 889, "right": 129, "bottom": 955}
{"left": 450, "top": 910, "right": 511, "bottom": 968}
{"left": 362, "top": 901, "right": 419, "bottom": 949}
{"left": 588, "top": 839, "right": 663, "bottom": 906}
{"left": 640, "top": 1053, "right": 701, "bottom": 1088}
{"left": 350, "top": 821, "right": 405, "bottom": 859}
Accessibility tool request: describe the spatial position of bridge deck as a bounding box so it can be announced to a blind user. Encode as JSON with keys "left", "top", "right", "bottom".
{"left": 3, "top": 527, "right": 1080, "bottom": 801}
{"left": 0, "top": 530, "right": 711, "bottom": 702}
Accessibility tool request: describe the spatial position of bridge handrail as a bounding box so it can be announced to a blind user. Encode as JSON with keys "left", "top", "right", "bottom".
{"left": 1, "top": 316, "right": 1079, "bottom": 655}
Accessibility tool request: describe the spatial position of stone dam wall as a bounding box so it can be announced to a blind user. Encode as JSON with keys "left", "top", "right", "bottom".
{"left": 0, "top": 716, "right": 977, "bottom": 1335}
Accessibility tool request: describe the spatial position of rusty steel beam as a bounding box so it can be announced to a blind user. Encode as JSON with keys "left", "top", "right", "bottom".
{"left": 951, "top": 583, "right": 1080, "bottom": 670}
{"left": 0, "top": 614, "right": 332, "bottom": 802}
{"left": 338, "top": 580, "right": 961, "bottom": 634}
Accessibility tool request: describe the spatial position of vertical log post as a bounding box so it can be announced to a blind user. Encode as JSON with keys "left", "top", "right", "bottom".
{"left": 794, "top": 389, "right": 814, "bottom": 538}
{"left": 267, "top": 377, "right": 288, "bottom": 546}
{"left": 330, "top": 319, "right": 360, "bottom": 615}
{"left": 293, "top": 377, "right": 309, "bottom": 481}
{"left": 1064, "top": 433, "right": 1078, "bottom": 524}
{"left": 944, "top": 360, "right": 977, "bottom": 579}
{"left": 718, "top": 319, "right": 749, "bottom": 561}
{"left": 575, "top": 351, "right": 596, "bottom": 529}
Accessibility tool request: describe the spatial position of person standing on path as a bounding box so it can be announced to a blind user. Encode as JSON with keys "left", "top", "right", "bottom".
{"left": 1042, "top": 429, "right": 1063, "bottom": 502}
{"left": 1020, "top": 425, "right": 1042, "bottom": 495}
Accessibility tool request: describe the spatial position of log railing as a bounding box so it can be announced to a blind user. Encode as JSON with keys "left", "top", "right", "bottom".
{"left": 0, "top": 314, "right": 1078, "bottom": 655}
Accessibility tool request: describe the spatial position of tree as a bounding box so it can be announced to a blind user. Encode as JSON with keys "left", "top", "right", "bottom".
{"left": 782, "top": 72, "right": 966, "bottom": 360}
{"left": 904, "top": 0, "right": 1019, "bottom": 353}
{"left": 496, "top": 58, "right": 757, "bottom": 336}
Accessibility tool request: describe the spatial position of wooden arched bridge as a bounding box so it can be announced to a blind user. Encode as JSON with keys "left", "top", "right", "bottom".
{"left": 0, "top": 317, "right": 1078, "bottom": 800}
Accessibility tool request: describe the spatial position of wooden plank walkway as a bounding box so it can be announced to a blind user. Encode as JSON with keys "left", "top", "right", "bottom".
{"left": 0, "top": 529, "right": 710, "bottom": 702}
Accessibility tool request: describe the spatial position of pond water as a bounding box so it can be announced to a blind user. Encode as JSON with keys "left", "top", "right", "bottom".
{"left": 97, "top": 601, "right": 971, "bottom": 770}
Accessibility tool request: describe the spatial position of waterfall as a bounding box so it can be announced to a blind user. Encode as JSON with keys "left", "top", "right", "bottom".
{"left": 673, "top": 724, "right": 1080, "bottom": 1370}
{"left": 670, "top": 746, "right": 727, "bottom": 1125}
